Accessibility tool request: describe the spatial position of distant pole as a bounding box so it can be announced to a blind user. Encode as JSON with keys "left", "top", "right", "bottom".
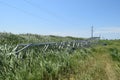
{"left": 91, "top": 26, "right": 93, "bottom": 38}
{"left": 99, "top": 34, "right": 101, "bottom": 39}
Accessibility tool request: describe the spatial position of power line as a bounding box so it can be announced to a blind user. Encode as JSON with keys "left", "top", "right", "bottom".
{"left": 23, "top": 0, "right": 80, "bottom": 30}
{"left": 23, "top": 0, "right": 62, "bottom": 20}
{"left": 100, "top": 32, "right": 120, "bottom": 40}
{"left": 0, "top": 0, "right": 47, "bottom": 21}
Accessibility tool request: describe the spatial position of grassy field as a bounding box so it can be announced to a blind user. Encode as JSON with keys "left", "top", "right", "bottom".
{"left": 0, "top": 32, "right": 120, "bottom": 80}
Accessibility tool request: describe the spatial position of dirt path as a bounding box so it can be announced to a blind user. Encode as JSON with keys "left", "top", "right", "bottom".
{"left": 64, "top": 48, "right": 118, "bottom": 80}
{"left": 105, "top": 62, "right": 116, "bottom": 80}
{"left": 103, "top": 55, "right": 117, "bottom": 80}
{"left": 98, "top": 53, "right": 117, "bottom": 80}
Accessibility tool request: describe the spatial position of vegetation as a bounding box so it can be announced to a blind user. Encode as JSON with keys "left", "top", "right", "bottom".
{"left": 0, "top": 32, "right": 120, "bottom": 80}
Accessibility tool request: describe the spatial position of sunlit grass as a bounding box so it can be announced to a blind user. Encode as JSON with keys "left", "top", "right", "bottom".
{"left": 0, "top": 32, "right": 120, "bottom": 80}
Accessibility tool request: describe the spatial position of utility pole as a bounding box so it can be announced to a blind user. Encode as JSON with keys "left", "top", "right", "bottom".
{"left": 91, "top": 26, "right": 94, "bottom": 38}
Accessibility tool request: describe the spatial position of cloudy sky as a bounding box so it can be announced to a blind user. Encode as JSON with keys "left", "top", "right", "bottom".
{"left": 0, "top": 0, "right": 120, "bottom": 39}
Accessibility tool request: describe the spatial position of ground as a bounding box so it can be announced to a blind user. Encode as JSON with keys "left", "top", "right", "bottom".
{"left": 64, "top": 45, "right": 120, "bottom": 80}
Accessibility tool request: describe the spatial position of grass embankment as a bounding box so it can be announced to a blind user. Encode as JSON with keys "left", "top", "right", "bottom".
{"left": 0, "top": 32, "right": 120, "bottom": 80}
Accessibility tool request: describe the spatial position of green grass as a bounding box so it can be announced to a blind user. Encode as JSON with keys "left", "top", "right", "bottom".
{"left": 0, "top": 45, "right": 92, "bottom": 80}
{"left": 0, "top": 32, "right": 120, "bottom": 80}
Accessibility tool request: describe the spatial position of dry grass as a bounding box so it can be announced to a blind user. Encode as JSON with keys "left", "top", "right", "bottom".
{"left": 63, "top": 43, "right": 120, "bottom": 80}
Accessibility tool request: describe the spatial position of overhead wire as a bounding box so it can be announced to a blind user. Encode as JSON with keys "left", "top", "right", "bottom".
{"left": 23, "top": 0, "right": 60, "bottom": 20}
{"left": 0, "top": 0, "right": 47, "bottom": 21}
{"left": 23, "top": 0, "right": 80, "bottom": 30}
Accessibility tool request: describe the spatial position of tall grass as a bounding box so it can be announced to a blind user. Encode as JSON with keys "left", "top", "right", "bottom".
{"left": 1, "top": 32, "right": 120, "bottom": 80}
{"left": 0, "top": 44, "right": 92, "bottom": 80}
{"left": 0, "top": 33, "right": 90, "bottom": 80}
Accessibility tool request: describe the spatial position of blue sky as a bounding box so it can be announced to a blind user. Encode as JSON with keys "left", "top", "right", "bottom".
{"left": 0, "top": 0, "right": 120, "bottom": 39}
